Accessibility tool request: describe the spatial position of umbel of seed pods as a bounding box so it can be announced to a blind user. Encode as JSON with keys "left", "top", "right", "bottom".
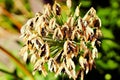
{"left": 19, "top": 0, "right": 101, "bottom": 80}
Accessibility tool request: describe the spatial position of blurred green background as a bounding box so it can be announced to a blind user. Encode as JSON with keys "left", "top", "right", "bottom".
{"left": 0, "top": 0, "right": 120, "bottom": 80}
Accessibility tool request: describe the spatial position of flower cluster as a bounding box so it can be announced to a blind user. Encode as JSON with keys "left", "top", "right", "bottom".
{"left": 19, "top": 0, "right": 101, "bottom": 80}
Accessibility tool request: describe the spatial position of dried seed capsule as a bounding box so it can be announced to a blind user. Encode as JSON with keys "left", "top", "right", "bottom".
{"left": 35, "top": 37, "right": 44, "bottom": 49}
{"left": 20, "top": 18, "right": 34, "bottom": 36}
{"left": 71, "top": 29, "right": 77, "bottom": 40}
{"left": 48, "top": 58, "right": 58, "bottom": 72}
{"left": 66, "top": 0, "right": 72, "bottom": 9}
{"left": 54, "top": 50, "right": 63, "bottom": 63}
{"left": 23, "top": 51, "right": 28, "bottom": 62}
{"left": 67, "top": 17, "right": 74, "bottom": 27}
{"left": 61, "top": 24, "right": 71, "bottom": 39}
{"left": 75, "top": 6, "right": 80, "bottom": 17}
{"left": 40, "top": 43, "right": 49, "bottom": 59}
{"left": 30, "top": 54, "right": 37, "bottom": 64}
{"left": 93, "top": 18, "right": 101, "bottom": 28}
{"left": 63, "top": 40, "right": 78, "bottom": 58}
{"left": 19, "top": 46, "right": 28, "bottom": 62}
{"left": 92, "top": 47, "right": 98, "bottom": 59}
{"left": 83, "top": 7, "right": 96, "bottom": 21}
{"left": 26, "top": 18, "right": 35, "bottom": 30}
{"left": 77, "top": 17, "right": 83, "bottom": 30}
{"left": 53, "top": 27, "right": 63, "bottom": 40}
{"left": 38, "top": 22, "right": 48, "bottom": 36}
{"left": 53, "top": 1, "right": 61, "bottom": 15}
{"left": 44, "top": 4, "right": 52, "bottom": 16}
{"left": 49, "top": 18, "right": 56, "bottom": 30}
{"left": 19, "top": 45, "right": 27, "bottom": 54}
{"left": 35, "top": 12, "right": 42, "bottom": 18}
{"left": 20, "top": 25, "right": 27, "bottom": 38}
{"left": 64, "top": 58, "right": 76, "bottom": 79}
{"left": 33, "top": 59, "right": 47, "bottom": 76}
{"left": 79, "top": 56, "right": 87, "bottom": 69}
{"left": 85, "top": 26, "right": 94, "bottom": 41}
{"left": 27, "top": 40, "right": 34, "bottom": 50}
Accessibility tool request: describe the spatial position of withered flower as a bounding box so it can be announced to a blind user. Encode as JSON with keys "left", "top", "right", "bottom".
{"left": 19, "top": 1, "right": 102, "bottom": 80}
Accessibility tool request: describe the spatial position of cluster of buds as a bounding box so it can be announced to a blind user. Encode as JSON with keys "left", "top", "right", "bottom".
{"left": 19, "top": 0, "right": 101, "bottom": 80}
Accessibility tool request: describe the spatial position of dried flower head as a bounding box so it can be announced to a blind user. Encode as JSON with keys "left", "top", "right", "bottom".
{"left": 19, "top": 1, "right": 102, "bottom": 80}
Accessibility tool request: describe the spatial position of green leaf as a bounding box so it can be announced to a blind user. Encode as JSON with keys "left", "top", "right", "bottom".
{"left": 107, "top": 59, "right": 118, "bottom": 69}
{"left": 96, "top": 59, "right": 118, "bottom": 70}
{"left": 102, "top": 28, "right": 114, "bottom": 39}
{"left": 117, "top": 19, "right": 120, "bottom": 28}
{"left": 102, "top": 40, "right": 119, "bottom": 52}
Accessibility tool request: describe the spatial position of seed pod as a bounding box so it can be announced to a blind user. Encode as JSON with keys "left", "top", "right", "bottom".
{"left": 93, "top": 18, "right": 101, "bottom": 28}
{"left": 77, "top": 17, "right": 83, "bottom": 30}
{"left": 63, "top": 40, "right": 78, "bottom": 58}
{"left": 55, "top": 63, "right": 64, "bottom": 77}
{"left": 53, "top": 27, "right": 63, "bottom": 40}
{"left": 83, "top": 7, "right": 96, "bottom": 21}
{"left": 35, "top": 12, "right": 42, "bottom": 17}
{"left": 39, "top": 43, "right": 50, "bottom": 59}
{"left": 66, "top": 0, "right": 72, "bottom": 9}
{"left": 26, "top": 18, "right": 35, "bottom": 30}
{"left": 33, "top": 59, "right": 47, "bottom": 76}
{"left": 61, "top": 24, "right": 71, "bottom": 39}
{"left": 85, "top": 26, "right": 94, "bottom": 41}
{"left": 92, "top": 47, "right": 98, "bottom": 59}
{"left": 53, "top": 1, "right": 61, "bottom": 15}
{"left": 64, "top": 58, "right": 76, "bottom": 79}
{"left": 30, "top": 54, "right": 37, "bottom": 64}
{"left": 19, "top": 45, "right": 27, "bottom": 57}
{"left": 44, "top": 4, "right": 51, "bottom": 16}
{"left": 31, "top": 37, "right": 44, "bottom": 49}
{"left": 79, "top": 56, "right": 86, "bottom": 69}
{"left": 48, "top": 58, "right": 58, "bottom": 72}
{"left": 75, "top": 6, "right": 80, "bottom": 17}
{"left": 23, "top": 51, "right": 28, "bottom": 62}
{"left": 71, "top": 28, "right": 82, "bottom": 40}
{"left": 39, "top": 22, "right": 48, "bottom": 36}
{"left": 49, "top": 18, "right": 56, "bottom": 30}
{"left": 67, "top": 17, "right": 74, "bottom": 27}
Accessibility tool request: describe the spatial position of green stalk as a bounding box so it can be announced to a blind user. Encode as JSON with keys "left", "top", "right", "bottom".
{"left": 0, "top": 68, "right": 22, "bottom": 79}
{"left": 0, "top": 46, "right": 34, "bottom": 80}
